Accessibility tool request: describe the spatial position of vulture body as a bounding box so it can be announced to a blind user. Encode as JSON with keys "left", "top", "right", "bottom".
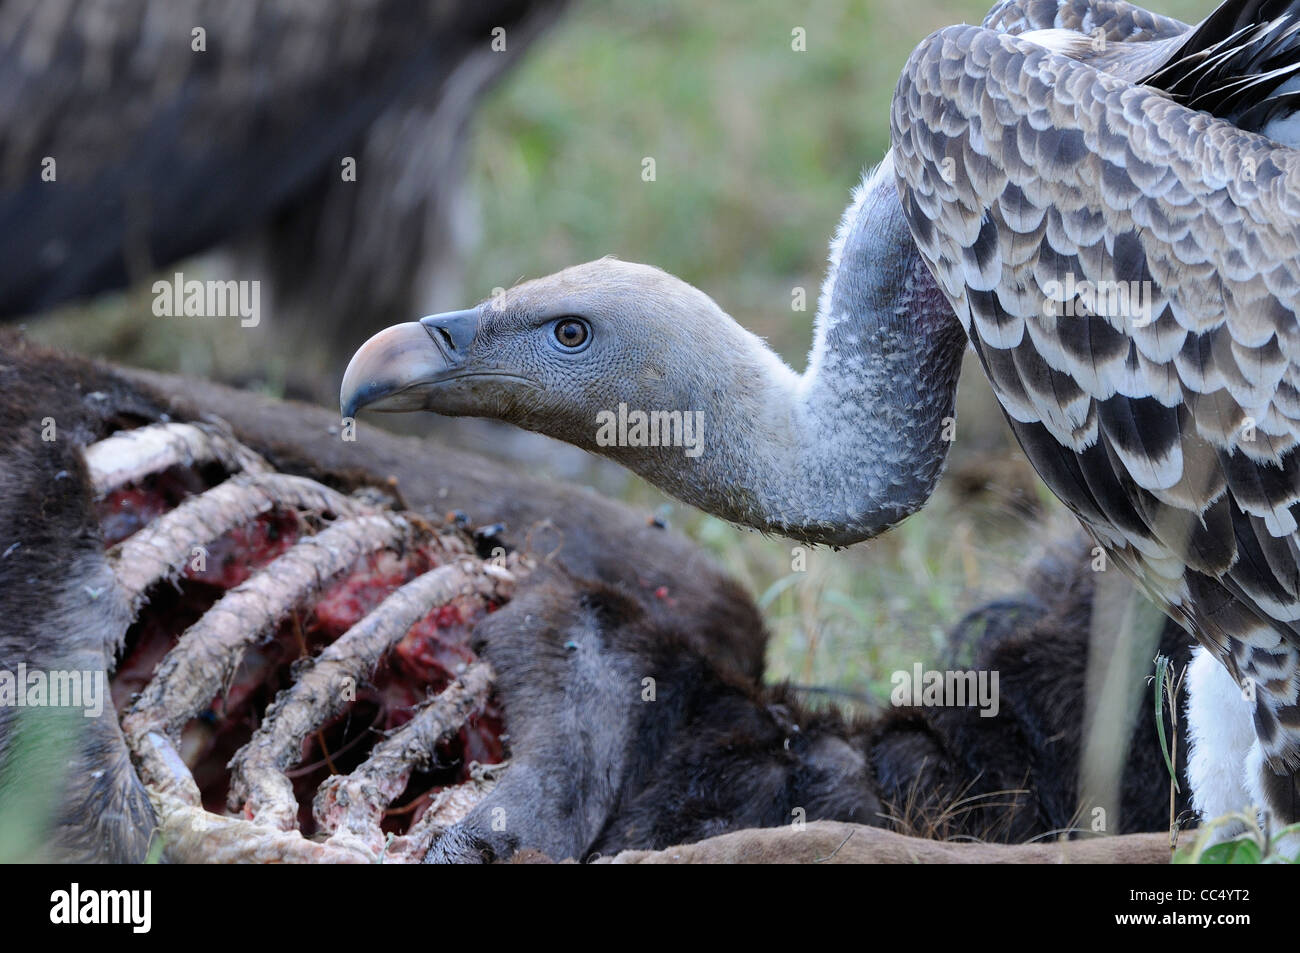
{"left": 0, "top": 0, "right": 564, "bottom": 361}
{"left": 342, "top": 0, "right": 1300, "bottom": 840}
{"left": 890, "top": 0, "right": 1300, "bottom": 833}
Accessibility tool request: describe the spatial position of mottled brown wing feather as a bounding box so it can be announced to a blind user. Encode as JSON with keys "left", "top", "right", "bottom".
{"left": 981, "top": 2, "right": 1193, "bottom": 106}
{"left": 891, "top": 22, "right": 1300, "bottom": 763}
{"left": 982, "top": 0, "right": 1188, "bottom": 42}
{"left": 0, "top": 0, "right": 558, "bottom": 317}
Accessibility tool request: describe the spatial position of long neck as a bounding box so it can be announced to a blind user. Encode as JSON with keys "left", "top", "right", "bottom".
{"left": 637, "top": 155, "right": 968, "bottom": 546}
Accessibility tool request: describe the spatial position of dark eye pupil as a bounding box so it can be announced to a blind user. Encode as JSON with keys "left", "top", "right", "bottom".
{"left": 555, "top": 319, "right": 588, "bottom": 347}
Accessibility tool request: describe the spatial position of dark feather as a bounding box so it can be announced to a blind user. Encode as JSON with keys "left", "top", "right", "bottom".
{"left": 1141, "top": 0, "right": 1300, "bottom": 132}
{"left": 0, "top": 0, "right": 566, "bottom": 364}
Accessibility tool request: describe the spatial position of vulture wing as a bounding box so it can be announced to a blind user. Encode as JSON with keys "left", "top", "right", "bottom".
{"left": 891, "top": 4, "right": 1300, "bottom": 768}
{"left": 0, "top": 0, "right": 557, "bottom": 319}
{"left": 982, "top": 0, "right": 1189, "bottom": 41}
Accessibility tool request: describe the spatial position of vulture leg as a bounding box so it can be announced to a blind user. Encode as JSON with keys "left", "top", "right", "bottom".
{"left": 1185, "top": 646, "right": 1255, "bottom": 838}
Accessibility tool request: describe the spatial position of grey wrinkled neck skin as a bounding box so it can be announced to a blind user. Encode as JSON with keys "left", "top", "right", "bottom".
{"left": 673, "top": 153, "right": 968, "bottom": 546}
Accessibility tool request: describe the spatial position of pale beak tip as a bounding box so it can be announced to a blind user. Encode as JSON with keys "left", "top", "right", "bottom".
{"left": 340, "top": 390, "right": 361, "bottom": 420}
{"left": 339, "top": 318, "right": 469, "bottom": 420}
{"left": 339, "top": 351, "right": 380, "bottom": 419}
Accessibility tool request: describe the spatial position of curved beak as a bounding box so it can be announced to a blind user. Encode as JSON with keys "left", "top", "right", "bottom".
{"left": 340, "top": 309, "right": 480, "bottom": 418}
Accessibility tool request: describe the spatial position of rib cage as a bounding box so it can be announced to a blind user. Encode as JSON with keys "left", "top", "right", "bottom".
{"left": 85, "top": 418, "right": 532, "bottom": 863}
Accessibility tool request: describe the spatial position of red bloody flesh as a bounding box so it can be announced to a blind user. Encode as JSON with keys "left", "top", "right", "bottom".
{"left": 97, "top": 465, "right": 213, "bottom": 547}
{"left": 104, "top": 464, "right": 505, "bottom": 835}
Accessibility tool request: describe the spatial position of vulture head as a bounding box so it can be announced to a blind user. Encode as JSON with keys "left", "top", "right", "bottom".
{"left": 342, "top": 177, "right": 970, "bottom": 549}
{"left": 342, "top": 258, "right": 781, "bottom": 445}
{"left": 342, "top": 256, "right": 834, "bottom": 538}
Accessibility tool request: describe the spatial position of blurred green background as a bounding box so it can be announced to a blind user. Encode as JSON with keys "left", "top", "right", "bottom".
{"left": 30, "top": 0, "right": 1216, "bottom": 699}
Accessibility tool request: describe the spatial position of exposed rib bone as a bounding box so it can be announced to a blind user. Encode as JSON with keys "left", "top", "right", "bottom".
{"left": 137, "top": 730, "right": 203, "bottom": 807}
{"left": 315, "top": 663, "right": 495, "bottom": 855}
{"left": 229, "top": 560, "right": 516, "bottom": 830}
{"left": 423, "top": 766, "right": 503, "bottom": 828}
{"left": 122, "top": 514, "right": 411, "bottom": 789}
{"left": 148, "top": 790, "right": 370, "bottom": 864}
{"left": 109, "top": 472, "right": 363, "bottom": 612}
{"left": 381, "top": 767, "right": 503, "bottom": 863}
{"left": 85, "top": 421, "right": 270, "bottom": 496}
{"left": 100, "top": 420, "right": 528, "bottom": 862}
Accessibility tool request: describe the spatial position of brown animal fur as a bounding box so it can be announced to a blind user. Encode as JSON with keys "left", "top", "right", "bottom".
{"left": 0, "top": 336, "right": 1191, "bottom": 862}
{"left": 0, "top": 334, "right": 763, "bottom": 860}
{"left": 426, "top": 561, "right": 1190, "bottom": 862}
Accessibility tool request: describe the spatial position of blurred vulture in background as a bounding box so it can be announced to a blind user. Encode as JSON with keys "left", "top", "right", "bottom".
{"left": 0, "top": 0, "right": 566, "bottom": 375}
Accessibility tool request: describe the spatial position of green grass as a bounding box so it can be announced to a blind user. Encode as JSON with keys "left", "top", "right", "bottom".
{"left": 604, "top": 442, "right": 1082, "bottom": 697}
{"left": 0, "top": 708, "right": 80, "bottom": 863}
{"left": 1176, "top": 815, "right": 1300, "bottom": 863}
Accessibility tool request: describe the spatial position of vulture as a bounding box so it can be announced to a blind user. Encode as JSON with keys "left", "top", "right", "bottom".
{"left": 341, "top": 0, "right": 1300, "bottom": 844}
{"left": 0, "top": 0, "right": 565, "bottom": 361}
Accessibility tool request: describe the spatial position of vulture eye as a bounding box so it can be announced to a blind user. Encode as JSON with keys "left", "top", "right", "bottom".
{"left": 552, "top": 317, "right": 591, "bottom": 351}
